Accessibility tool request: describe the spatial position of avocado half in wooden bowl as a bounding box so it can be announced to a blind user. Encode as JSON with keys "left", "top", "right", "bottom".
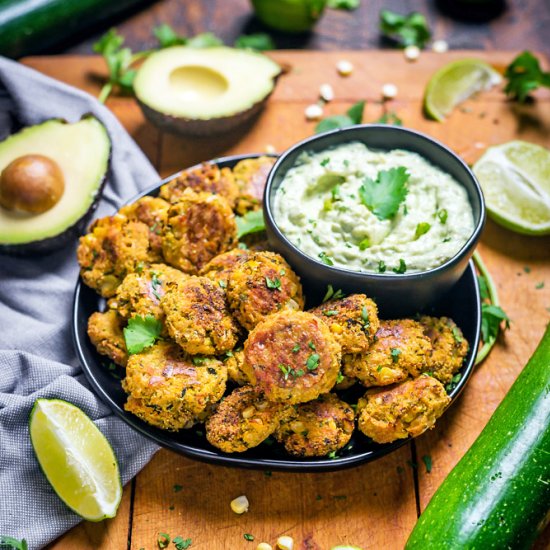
{"left": 134, "top": 46, "right": 281, "bottom": 137}
{"left": 0, "top": 115, "right": 111, "bottom": 254}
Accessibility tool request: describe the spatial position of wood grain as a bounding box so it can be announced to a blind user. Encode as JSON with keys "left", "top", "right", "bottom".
{"left": 25, "top": 51, "right": 549, "bottom": 549}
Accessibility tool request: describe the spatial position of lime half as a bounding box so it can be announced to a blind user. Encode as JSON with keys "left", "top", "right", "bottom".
{"left": 473, "top": 140, "right": 550, "bottom": 235}
{"left": 29, "top": 398, "right": 122, "bottom": 521}
{"left": 424, "top": 59, "right": 502, "bottom": 121}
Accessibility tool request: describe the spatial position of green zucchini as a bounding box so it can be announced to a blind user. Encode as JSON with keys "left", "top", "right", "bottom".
{"left": 0, "top": 0, "right": 149, "bottom": 58}
{"left": 406, "top": 323, "right": 550, "bottom": 549}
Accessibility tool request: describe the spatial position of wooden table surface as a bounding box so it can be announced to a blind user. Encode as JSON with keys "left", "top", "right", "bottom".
{"left": 22, "top": 46, "right": 549, "bottom": 550}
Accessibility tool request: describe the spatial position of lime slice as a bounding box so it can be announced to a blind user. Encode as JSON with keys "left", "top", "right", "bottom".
{"left": 424, "top": 59, "right": 502, "bottom": 121}
{"left": 29, "top": 398, "right": 122, "bottom": 521}
{"left": 473, "top": 140, "right": 550, "bottom": 235}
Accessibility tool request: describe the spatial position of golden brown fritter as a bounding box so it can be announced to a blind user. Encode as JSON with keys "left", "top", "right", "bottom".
{"left": 226, "top": 251, "right": 304, "bottom": 330}
{"left": 112, "top": 263, "right": 188, "bottom": 320}
{"left": 77, "top": 214, "right": 154, "bottom": 297}
{"left": 224, "top": 348, "right": 250, "bottom": 386}
{"left": 205, "top": 385, "right": 290, "bottom": 453}
{"left": 199, "top": 248, "right": 250, "bottom": 287}
{"left": 419, "top": 316, "right": 469, "bottom": 384}
{"left": 87, "top": 310, "right": 128, "bottom": 367}
{"left": 356, "top": 375, "right": 450, "bottom": 443}
{"left": 160, "top": 163, "right": 239, "bottom": 209}
{"left": 161, "top": 276, "right": 241, "bottom": 355}
{"left": 310, "top": 294, "right": 380, "bottom": 354}
{"left": 334, "top": 372, "right": 357, "bottom": 390}
{"left": 243, "top": 310, "right": 342, "bottom": 404}
{"left": 122, "top": 341, "right": 227, "bottom": 431}
{"left": 232, "top": 156, "right": 276, "bottom": 215}
{"left": 161, "top": 189, "right": 238, "bottom": 274}
{"left": 119, "top": 196, "right": 170, "bottom": 261}
{"left": 343, "top": 319, "right": 432, "bottom": 387}
{"left": 274, "top": 393, "right": 355, "bottom": 457}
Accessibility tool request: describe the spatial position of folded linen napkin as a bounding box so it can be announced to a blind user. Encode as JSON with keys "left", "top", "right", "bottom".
{"left": 0, "top": 57, "right": 160, "bottom": 548}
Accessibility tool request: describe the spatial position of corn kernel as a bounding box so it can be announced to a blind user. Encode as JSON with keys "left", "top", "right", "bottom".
{"left": 305, "top": 103, "right": 324, "bottom": 121}
{"left": 277, "top": 536, "right": 294, "bottom": 550}
{"left": 331, "top": 323, "right": 344, "bottom": 334}
{"left": 404, "top": 45, "right": 420, "bottom": 61}
{"left": 230, "top": 495, "right": 249, "bottom": 514}
{"left": 336, "top": 60, "right": 353, "bottom": 76}
{"left": 256, "top": 544, "right": 273, "bottom": 550}
{"left": 242, "top": 406, "right": 256, "bottom": 419}
{"left": 432, "top": 39, "right": 449, "bottom": 53}
{"left": 382, "top": 83, "right": 398, "bottom": 99}
{"left": 319, "top": 83, "right": 334, "bottom": 102}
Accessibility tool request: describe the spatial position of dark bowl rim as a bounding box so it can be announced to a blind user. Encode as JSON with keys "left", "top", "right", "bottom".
{"left": 263, "top": 123, "right": 486, "bottom": 281}
{"left": 72, "top": 151, "right": 482, "bottom": 472}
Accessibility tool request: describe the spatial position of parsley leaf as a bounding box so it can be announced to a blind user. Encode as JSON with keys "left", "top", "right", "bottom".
{"left": 328, "top": 0, "right": 360, "bottom": 9}
{"left": 234, "top": 33, "right": 275, "bottom": 51}
{"left": 0, "top": 537, "right": 28, "bottom": 550}
{"left": 359, "top": 167, "right": 409, "bottom": 220}
{"left": 124, "top": 315, "right": 162, "bottom": 354}
{"left": 481, "top": 304, "right": 510, "bottom": 344}
{"left": 379, "top": 10, "right": 431, "bottom": 48}
{"left": 236, "top": 210, "right": 265, "bottom": 238}
{"left": 504, "top": 51, "right": 550, "bottom": 103}
{"left": 315, "top": 101, "right": 365, "bottom": 134}
{"left": 173, "top": 537, "right": 192, "bottom": 550}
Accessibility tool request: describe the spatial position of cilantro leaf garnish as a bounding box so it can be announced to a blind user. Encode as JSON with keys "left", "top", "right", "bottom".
{"left": 392, "top": 259, "right": 407, "bottom": 274}
{"left": 358, "top": 238, "right": 371, "bottom": 250}
{"left": 361, "top": 306, "right": 370, "bottom": 325}
{"left": 318, "top": 252, "right": 335, "bottom": 266}
{"left": 150, "top": 271, "right": 163, "bottom": 300}
{"left": 124, "top": 315, "right": 162, "bottom": 355}
{"left": 153, "top": 23, "right": 187, "bottom": 47}
{"left": 481, "top": 304, "right": 510, "bottom": 344}
{"left": 378, "top": 260, "right": 387, "bottom": 273}
{"left": 437, "top": 209, "right": 448, "bottom": 224}
{"left": 373, "top": 111, "right": 403, "bottom": 126}
{"left": 315, "top": 101, "right": 365, "bottom": 134}
{"left": 328, "top": 0, "right": 360, "bottom": 9}
{"left": 306, "top": 353, "right": 320, "bottom": 370}
{"left": 390, "top": 348, "right": 401, "bottom": 363}
{"left": 173, "top": 537, "right": 192, "bottom": 550}
{"left": 379, "top": 10, "right": 431, "bottom": 48}
{"left": 336, "top": 371, "right": 345, "bottom": 384}
{"left": 359, "top": 167, "right": 409, "bottom": 220}
{"left": 243, "top": 534, "right": 255, "bottom": 541}
{"left": 0, "top": 536, "right": 28, "bottom": 550}
{"left": 236, "top": 210, "right": 265, "bottom": 238}
{"left": 292, "top": 344, "right": 301, "bottom": 353}
{"left": 234, "top": 33, "right": 275, "bottom": 51}
{"left": 323, "top": 310, "right": 338, "bottom": 316}
{"left": 504, "top": 51, "right": 550, "bottom": 103}
{"left": 445, "top": 372, "right": 462, "bottom": 393}
{"left": 415, "top": 222, "right": 431, "bottom": 239}
{"left": 322, "top": 284, "right": 345, "bottom": 302}
{"left": 265, "top": 276, "right": 282, "bottom": 290}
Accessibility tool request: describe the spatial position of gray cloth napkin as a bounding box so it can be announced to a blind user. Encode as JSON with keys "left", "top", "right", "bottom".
{"left": 0, "top": 57, "right": 160, "bottom": 548}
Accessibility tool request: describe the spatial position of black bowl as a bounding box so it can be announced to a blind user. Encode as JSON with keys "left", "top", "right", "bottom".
{"left": 73, "top": 153, "right": 481, "bottom": 472}
{"left": 263, "top": 125, "right": 486, "bottom": 317}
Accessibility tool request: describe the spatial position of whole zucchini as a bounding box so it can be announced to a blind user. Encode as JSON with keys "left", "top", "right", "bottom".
{"left": 406, "top": 323, "right": 550, "bottom": 549}
{"left": 0, "top": 0, "right": 150, "bottom": 58}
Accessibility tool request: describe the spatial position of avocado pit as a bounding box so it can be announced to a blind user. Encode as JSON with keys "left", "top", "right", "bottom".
{"left": 169, "top": 65, "right": 229, "bottom": 102}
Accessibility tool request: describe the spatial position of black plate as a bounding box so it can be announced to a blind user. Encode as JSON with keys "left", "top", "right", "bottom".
{"left": 72, "top": 154, "right": 482, "bottom": 472}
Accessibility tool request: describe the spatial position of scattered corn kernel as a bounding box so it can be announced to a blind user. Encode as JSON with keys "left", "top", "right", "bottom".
{"left": 256, "top": 544, "right": 273, "bottom": 550}
{"left": 381, "top": 83, "right": 398, "bottom": 99}
{"left": 277, "top": 535, "right": 294, "bottom": 550}
{"left": 319, "top": 83, "right": 335, "bottom": 102}
{"left": 305, "top": 103, "right": 324, "bottom": 121}
{"left": 336, "top": 60, "right": 353, "bottom": 76}
{"left": 432, "top": 39, "right": 449, "bottom": 53}
{"left": 331, "top": 323, "right": 344, "bottom": 335}
{"left": 242, "top": 405, "right": 256, "bottom": 419}
{"left": 404, "top": 45, "right": 420, "bottom": 61}
{"left": 230, "top": 495, "right": 249, "bottom": 514}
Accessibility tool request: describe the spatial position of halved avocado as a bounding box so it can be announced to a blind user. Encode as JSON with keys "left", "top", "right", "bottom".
{"left": 0, "top": 116, "right": 110, "bottom": 254}
{"left": 134, "top": 46, "right": 281, "bottom": 137}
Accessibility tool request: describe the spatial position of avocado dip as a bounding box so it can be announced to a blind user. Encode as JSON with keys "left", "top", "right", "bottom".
{"left": 273, "top": 141, "right": 475, "bottom": 274}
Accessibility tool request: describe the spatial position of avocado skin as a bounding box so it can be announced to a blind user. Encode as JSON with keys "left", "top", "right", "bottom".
{"left": 0, "top": 116, "right": 111, "bottom": 256}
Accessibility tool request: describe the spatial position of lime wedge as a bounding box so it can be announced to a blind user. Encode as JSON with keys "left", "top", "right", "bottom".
{"left": 473, "top": 140, "right": 550, "bottom": 235}
{"left": 424, "top": 59, "right": 502, "bottom": 121}
{"left": 29, "top": 398, "right": 122, "bottom": 521}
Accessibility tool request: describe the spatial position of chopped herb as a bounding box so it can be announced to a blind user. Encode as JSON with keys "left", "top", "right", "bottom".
{"left": 280, "top": 269, "right": 286, "bottom": 276}
{"left": 218, "top": 280, "right": 227, "bottom": 289}
{"left": 157, "top": 533, "right": 170, "bottom": 549}
{"left": 358, "top": 237, "right": 371, "bottom": 250}
{"left": 135, "top": 261, "right": 144, "bottom": 273}
{"left": 438, "top": 209, "right": 448, "bottom": 224}
{"left": 477, "top": 274, "right": 489, "bottom": 301}
{"left": 481, "top": 304, "right": 510, "bottom": 344}
{"left": 308, "top": 341, "right": 317, "bottom": 350}
{"left": 359, "top": 167, "right": 409, "bottom": 220}
{"left": 378, "top": 260, "right": 387, "bottom": 273}
{"left": 445, "top": 373, "right": 462, "bottom": 393}
{"left": 151, "top": 271, "right": 162, "bottom": 300}
{"left": 306, "top": 354, "right": 320, "bottom": 370}
{"left": 327, "top": 450, "right": 338, "bottom": 459}
{"left": 451, "top": 326, "right": 463, "bottom": 343}
{"left": 422, "top": 455, "right": 433, "bottom": 473}
{"left": 192, "top": 357, "right": 206, "bottom": 366}
{"left": 236, "top": 210, "right": 265, "bottom": 238}
{"left": 392, "top": 259, "right": 407, "bottom": 274}
{"left": 124, "top": 314, "right": 162, "bottom": 354}
{"left": 376, "top": 365, "right": 383, "bottom": 372}
{"left": 278, "top": 364, "right": 290, "bottom": 380}
{"left": 322, "top": 284, "right": 345, "bottom": 302}
{"left": 361, "top": 306, "right": 370, "bottom": 326}
{"left": 173, "top": 537, "right": 192, "bottom": 550}
{"left": 0, "top": 537, "right": 27, "bottom": 550}
{"left": 373, "top": 111, "right": 403, "bottom": 125}
{"left": 243, "top": 534, "right": 255, "bottom": 542}
{"left": 319, "top": 251, "right": 335, "bottom": 266}
{"left": 173, "top": 484, "right": 184, "bottom": 492}
{"left": 265, "top": 276, "right": 282, "bottom": 290}
{"left": 523, "top": 266, "right": 531, "bottom": 273}
{"left": 225, "top": 350, "right": 234, "bottom": 358}
{"left": 336, "top": 371, "right": 345, "bottom": 384}
{"left": 328, "top": 0, "right": 360, "bottom": 9}
{"left": 504, "top": 51, "right": 550, "bottom": 103}
{"left": 390, "top": 348, "right": 401, "bottom": 363}
{"left": 415, "top": 222, "right": 431, "bottom": 239}
{"left": 536, "top": 281, "right": 545, "bottom": 289}
{"left": 292, "top": 344, "right": 301, "bottom": 353}
{"left": 315, "top": 100, "right": 365, "bottom": 133}
{"left": 234, "top": 33, "right": 274, "bottom": 51}
{"left": 331, "top": 184, "right": 342, "bottom": 200}
{"left": 379, "top": 9, "right": 431, "bottom": 48}
{"left": 321, "top": 158, "right": 330, "bottom": 167}
{"left": 323, "top": 309, "right": 339, "bottom": 316}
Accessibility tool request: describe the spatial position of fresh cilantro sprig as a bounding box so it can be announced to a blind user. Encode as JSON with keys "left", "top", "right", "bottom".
{"left": 473, "top": 251, "right": 510, "bottom": 365}
{"left": 504, "top": 51, "right": 550, "bottom": 103}
{"left": 234, "top": 33, "right": 275, "bottom": 51}
{"left": 0, "top": 536, "right": 27, "bottom": 550}
{"left": 374, "top": 111, "right": 403, "bottom": 126}
{"left": 236, "top": 210, "right": 265, "bottom": 238}
{"left": 124, "top": 314, "right": 162, "bottom": 355}
{"left": 379, "top": 10, "right": 431, "bottom": 49}
{"left": 358, "top": 166, "right": 409, "bottom": 220}
{"left": 315, "top": 101, "right": 365, "bottom": 134}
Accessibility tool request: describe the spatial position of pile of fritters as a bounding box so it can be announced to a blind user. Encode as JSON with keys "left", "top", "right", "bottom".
{"left": 79, "top": 157, "right": 469, "bottom": 458}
